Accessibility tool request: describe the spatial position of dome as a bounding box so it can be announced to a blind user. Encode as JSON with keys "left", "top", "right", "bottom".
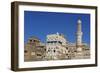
{"left": 56, "top": 32, "right": 59, "bottom": 35}
{"left": 77, "top": 19, "right": 82, "bottom": 24}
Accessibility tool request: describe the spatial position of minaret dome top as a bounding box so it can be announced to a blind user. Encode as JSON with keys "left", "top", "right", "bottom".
{"left": 77, "top": 19, "right": 82, "bottom": 24}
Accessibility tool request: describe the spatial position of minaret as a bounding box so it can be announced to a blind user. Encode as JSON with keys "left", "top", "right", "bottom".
{"left": 76, "top": 19, "right": 83, "bottom": 52}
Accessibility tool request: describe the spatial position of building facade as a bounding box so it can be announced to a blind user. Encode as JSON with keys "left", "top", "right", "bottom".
{"left": 24, "top": 37, "right": 46, "bottom": 61}
{"left": 45, "top": 32, "right": 67, "bottom": 60}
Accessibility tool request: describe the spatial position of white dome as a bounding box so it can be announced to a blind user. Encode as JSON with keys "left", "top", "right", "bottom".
{"left": 56, "top": 32, "right": 59, "bottom": 35}
{"left": 78, "top": 19, "right": 82, "bottom": 24}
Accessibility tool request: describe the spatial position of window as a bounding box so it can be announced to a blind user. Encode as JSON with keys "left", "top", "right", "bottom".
{"left": 56, "top": 47, "right": 58, "bottom": 49}
{"left": 33, "top": 40, "right": 36, "bottom": 42}
{"left": 29, "top": 40, "right": 32, "bottom": 42}
{"left": 48, "top": 50, "right": 50, "bottom": 52}
{"left": 37, "top": 54, "right": 41, "bottom": 56}
{"left": 54, "top": 50, "right": 56, "bottom": 52}
{"left": 58, "top": 41, "right": 62, "bottom": 44}
{"left": 44, "top": 49, "right": 46, "bottom": 51}
{"left": 24, "top": 50, "right": 28, "bottom": 53}
{"left": 68, "top": 50, "right": 70, "bottom": 52}
{"left": 74, "top": 50, "right": 77, "bottom": 52}
{"left": 66, "top": 47, "right": 68, "bottom": 50}
{"left": 66, "top": 54, "right": 68, "bottom": 56}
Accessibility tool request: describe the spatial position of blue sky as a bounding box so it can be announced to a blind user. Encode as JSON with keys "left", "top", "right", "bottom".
{"left": 24, "top": 11, "right": 90, "bottom": 45}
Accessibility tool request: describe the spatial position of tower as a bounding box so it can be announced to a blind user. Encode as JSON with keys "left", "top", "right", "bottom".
{"left": 76, "top": 19, "right": 83, "bottom": 52}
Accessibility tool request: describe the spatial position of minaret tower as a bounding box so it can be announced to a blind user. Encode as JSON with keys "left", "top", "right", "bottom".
{"left": 76, "top": 19, "right": 83, "bottom": 52}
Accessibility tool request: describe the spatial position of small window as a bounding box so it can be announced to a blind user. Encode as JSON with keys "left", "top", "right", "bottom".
{"left": 56, "top": 47, "right": 57, "bottom": 49}
{"left": 33, "top": 40, "right": 36, "bottom": 42}
{"left": 54, "top": 50, "right": 56, "bottom": 52}
{"left": 30, "top": 40, "right": 32, "bottom": 42}
{"left": 58, "top": 41, "right": 62, "bottom": 44}
{"left": 66, "top": 47, "right": 68, "bottom": 50}
{"left": 44, "top": 49, "right": 46, "bottom": 51}
{"left": 68, "top": 50, "right": 70, "bottom": 52}
{"left": 48, "top": 50, "right": 50, "bottom": 52}
{"left": 74, "top": 50, "right": 77, "bottom": 52}
{"left": 66, "top": 54, "right": 68, "bottom": 55}
{"left": 24, "top": 50, "right": 28, "bottom": 53}
{"left": 37, "top": 54, "right": 41, "bottom": 56}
